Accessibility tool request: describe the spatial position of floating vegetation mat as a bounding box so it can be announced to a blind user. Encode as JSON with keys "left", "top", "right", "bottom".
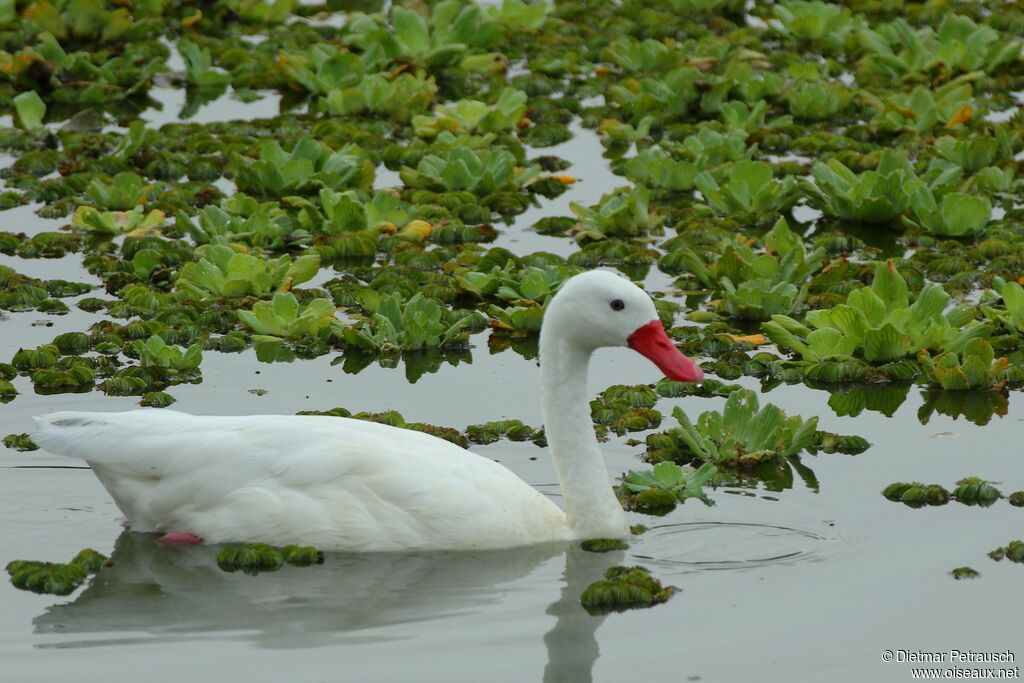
{"left": 4, "top": 0, "right": 1024, "bottom": 605}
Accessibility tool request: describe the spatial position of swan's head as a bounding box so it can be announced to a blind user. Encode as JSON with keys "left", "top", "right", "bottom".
{"left": 543, "top": 270, "right": 703, "bottom": 383}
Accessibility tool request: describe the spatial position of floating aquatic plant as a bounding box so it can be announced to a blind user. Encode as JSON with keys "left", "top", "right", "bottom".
{"left": 882, "top": 482, "right": 951, "bottom": 507}
{"left": 238, "top": 292, "right": 340, "bottom": 341}
{"left": 580, "top": 539, "right": 629, "bottom": 553}
{"left": 950, "top": 567, "right": 980, "bottom": 580}
{"left": 400, "top": 145, "right": 540, "bottom": 197}
{"left": 989, "top": 541, "right": 1024, "bottom": 563}
{"left": 619, "top": 461, "right": 717, "bottom": 514}
{"left": 919, "top": 339, "right": 1009, "bottom": 391}
{"left": 570, "top": 186, "right": 662, "bottom": 241}
{"left": 645, "top": 389, "right": 825, "bottom": 469}
{"left": 695, "top": 160, "right": 798, "bottom": 219}
{"left": 951, "top": 477, "right": 1001, "bottom": 506}
{"left": 580, "top": 566, "right": 675, "bottom": 615}
{"left": 232, "top": 139, "right": 375, "bottom": 197}
{"left": 340, "top": 292, "right": 483, "bottom": 353}
{"left": 802, "top": 150, "right": 931, "bottom": 225}
{"left": 321, "top": 72, "right": 438, "bottom": 121}
{"left": 6, "top": 548, "right": 108, "bottom": 596}
{"left": 764, "top": 261, "right": 988, "bottom": 365}
{"left": 413, "top": 88, "right": 527, "bottom": 138}
{"left": 175, "top": 246, "right": 320, "bottom": 300}
{"left": 465, "top": 419, "right": 541, "bottom": 445}
{"left": 13, "top": 90, "right": 46, "bottom": 133}
{"left": 3, "top": 433, "right": 38, "bottom": 451}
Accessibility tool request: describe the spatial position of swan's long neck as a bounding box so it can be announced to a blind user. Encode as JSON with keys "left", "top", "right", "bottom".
{"left": 539, "top": 324, "right": 630, "bottom": 540}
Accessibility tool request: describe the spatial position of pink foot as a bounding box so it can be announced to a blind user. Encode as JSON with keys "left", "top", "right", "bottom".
{"left": 158, "top": 531, "right": 204, "bottom": 545}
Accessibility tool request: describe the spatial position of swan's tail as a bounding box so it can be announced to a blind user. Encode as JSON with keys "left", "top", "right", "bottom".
{"left": 33, "top": 412, "right": 114, "bottom": 461}
{"left": 32, "top": 410, "right": 196, "bottom": 466}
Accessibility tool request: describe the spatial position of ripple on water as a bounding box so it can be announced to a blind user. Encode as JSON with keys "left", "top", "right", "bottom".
{"left": 633, "top": 521, "right": 837, "bottom": 573}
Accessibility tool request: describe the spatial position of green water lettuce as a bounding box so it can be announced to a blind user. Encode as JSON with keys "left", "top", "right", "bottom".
{"left": 952, "top": 477, "right": 1001, "bottom": 506}
{"left": 133, "top": 335, "right": 202, "bottom": 372}
{"left": 621, "top": 127, "right": 749, "bottom": 192}
{"left": 400, "top": 146, "right": 540, "bottom": 195}
{"left": 277, "top": 47, "right": 364, "bottom": 95}
{"left": 176, "top": 203, "right": 292, "bottom": 250}
{"left": 570, "top": 186, "right": 661, "bottom": 240}
{"left": 13, "top": 90, "right": 46, "bottom": 133}
{"left": 620, "top": 461, "right": 718, "bottom": 512}
{"left": 175, "top": 245, "right": 320, "bottom": 300}
{"left": 321, "top": 72, "right": 437, "bottom": 121}
{"left": 607, "top": 67, "right": 701, "bottom": 125}
{"left": 859, "top": 16, "right": 1021, "bottom": 82}
{"left": 347, "top": 2, "right": 501, "bottom": 71}
{"left": 412, "top": 88, "right": 526, "bottom": 138}
{"left": 621, "top": 146, "right": 703, "bottom": 193}
{"left": 233, "top": 139, "right": 375, "bottom": 197}
{"left": 803, "top": 150, "right": 939, "bottom": 224}
{"left": 907, "top": 190, "right": 991, "bottom": 237}
{"left": 580, "top": 566, "right": 675, "bottom": 615}
{"left": 764, "top": 261, "right": 989, "bottom": 364}
{"left": 919, "top": 338, "right": 1009, "bottom": 390}
{"left": 72, "top": 205, "right": 165, "bottom": 234}
{"left": 227, "top": 0, "right": 293, "bottom": 23}
{"left": 772, "top": 1, "right": 858, "bottom": 50}
{"left": 178, "top": 39, "right": 231, "bottom": 88}
{"left": 85, "top": 172, "right": 154, "bottom": 211}
{"left": 239, "top": 292, "right": 340, "bottom": 341}
{"left": 864, "top": 82, "right": 975, "bottom": 134}
{"left": 696, "top": 160, "right": 797, "bottom": 218}
{"left": 784, "top": 81, "right": 852, "bottom": 121}
{"left": 671, "top": 218, "right": 825, "bottom": 320}
{"left": 933, "top": 132, "right": 1013, "bottom": 173}
{"left": 341, "top": 293, "right": 482, "bottom": 353}
{"left": 645, "top": 389, "right": 820, "bottom": 468}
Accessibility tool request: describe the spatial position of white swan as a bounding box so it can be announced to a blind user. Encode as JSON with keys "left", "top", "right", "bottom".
{"left": 32, "top": 270, "right": 703, "bottom": 551}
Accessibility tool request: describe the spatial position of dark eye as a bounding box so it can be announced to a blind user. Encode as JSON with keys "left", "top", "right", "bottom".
{"left": 610, "top": 299, "right": 625, "bottom": 311}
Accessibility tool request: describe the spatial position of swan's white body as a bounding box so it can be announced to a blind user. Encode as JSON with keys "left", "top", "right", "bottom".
{"left": 32, "top": 271, "right": 702, "bottom": 551}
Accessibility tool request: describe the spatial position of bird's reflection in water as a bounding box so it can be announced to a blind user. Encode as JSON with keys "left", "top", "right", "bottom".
{"left": 35, "top": 532, "right": 623, "bottom": 682}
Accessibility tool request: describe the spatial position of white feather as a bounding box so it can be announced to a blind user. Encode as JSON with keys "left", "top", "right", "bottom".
{"left": 33, "top": 410, "right": 569, "bottom": 551}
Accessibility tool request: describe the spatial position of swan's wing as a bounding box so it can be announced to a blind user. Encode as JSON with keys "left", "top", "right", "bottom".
{"left": 32, "top": 410, "right": 567, "bottom": 550}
